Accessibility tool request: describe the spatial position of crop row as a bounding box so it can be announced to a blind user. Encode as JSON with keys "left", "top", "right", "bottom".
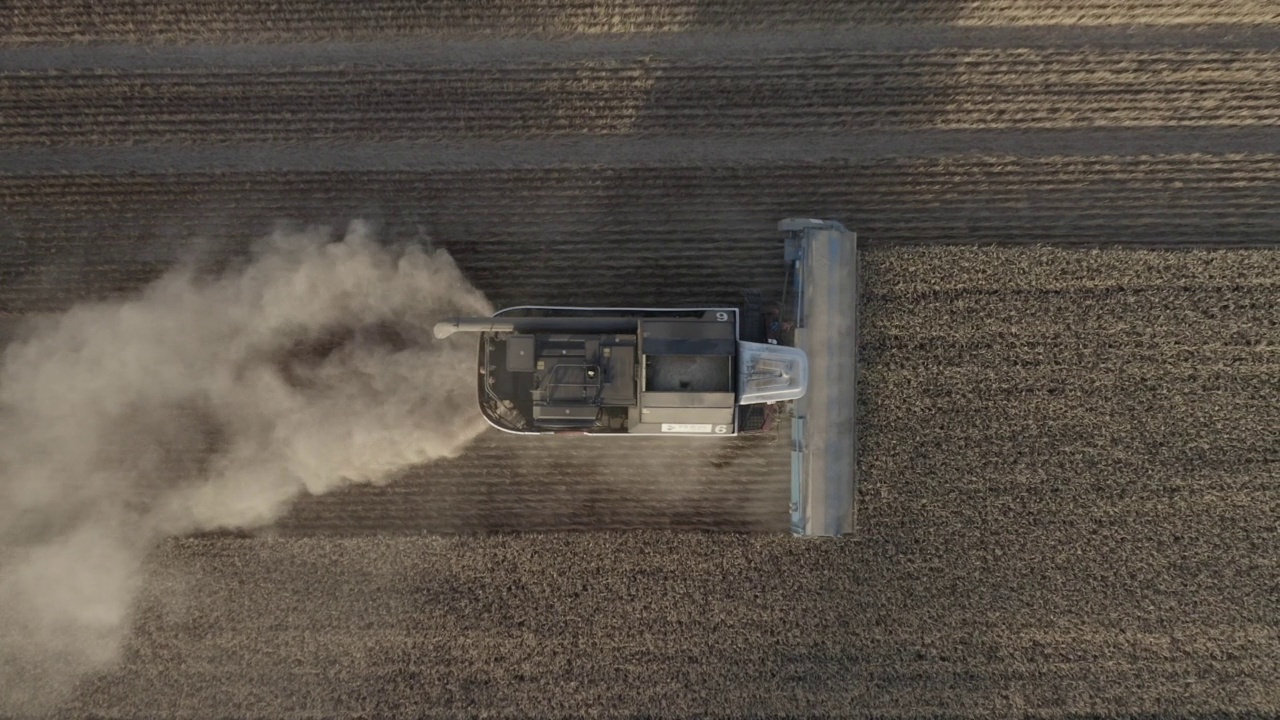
{"left": 3, "top": 157, "right": 1277, "bottom": 225}
{"left": 4, "top": 0, "right": 1274, "bottom": 45}
{"left": 5, "top": 153, "right": 1278, "bottom": 195}
{"left": 4, "top": 50, "right": 1279, "bottom": 144}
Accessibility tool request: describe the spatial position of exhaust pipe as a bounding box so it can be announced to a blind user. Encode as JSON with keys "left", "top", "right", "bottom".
{"left": 433, "top": 318, "right": 517, "bottom": 339}
{"left": 433, "top": 316, "right": 639, "bottom": 340}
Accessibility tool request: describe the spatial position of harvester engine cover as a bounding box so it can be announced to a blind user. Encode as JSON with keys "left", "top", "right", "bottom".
{"left": 434, "top": 307, "right": 806, "bottom": 436}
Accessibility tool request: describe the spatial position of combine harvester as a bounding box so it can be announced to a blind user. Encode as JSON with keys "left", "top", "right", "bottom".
{"left": 434, "top": 219, "right": 857, "bottom": 536}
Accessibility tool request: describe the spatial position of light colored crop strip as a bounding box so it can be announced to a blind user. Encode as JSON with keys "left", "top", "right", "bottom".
{"left": 3, "top": 0, "right": 1278, "bottom": 45}
{"left": 3, "top": 50, "right": 1279, "bottom": 146}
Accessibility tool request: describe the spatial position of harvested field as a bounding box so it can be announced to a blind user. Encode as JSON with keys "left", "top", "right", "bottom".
{"left": 3, "top": 0, "right": 1277, "bottom": 45}
{"left": 3, "top": 154, "right": 1279, "bottom": 315}
{"left": 6, "top": 49, "right": 1280, "bottom": 146}
{"left": 1, "top": 0, "right": 1278, "bottom": 716}
{"left": 61, "top": 529, "right": 1280, "bottom": 717}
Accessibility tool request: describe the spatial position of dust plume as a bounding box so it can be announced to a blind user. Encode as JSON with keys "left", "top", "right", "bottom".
{"left": 0, "top": 220, "right": 492, "bottom": 714}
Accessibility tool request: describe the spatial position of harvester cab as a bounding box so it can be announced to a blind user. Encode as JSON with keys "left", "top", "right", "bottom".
{"left": 434, "top": 219, "right": 857, "bottom": 537}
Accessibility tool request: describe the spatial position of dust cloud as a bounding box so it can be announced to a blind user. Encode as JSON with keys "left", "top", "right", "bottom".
{"left": 0, "top": 220, "right": 492, "bottom": 714}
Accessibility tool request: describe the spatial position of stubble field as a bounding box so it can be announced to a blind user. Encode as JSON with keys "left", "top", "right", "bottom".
{"left": 1, "top": 1, "right": 1277, "bottom": 717}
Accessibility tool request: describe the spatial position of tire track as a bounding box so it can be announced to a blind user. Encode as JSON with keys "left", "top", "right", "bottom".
{"left": 8, "top": 26, "right": 1280, "bottom": 72}
{"left": 3, "top": 129, "right": 1277, "bottom": 173}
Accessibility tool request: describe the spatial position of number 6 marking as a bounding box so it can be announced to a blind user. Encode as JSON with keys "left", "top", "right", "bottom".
{"left": 714, "top": 425, "right": 728, "bottom": 434}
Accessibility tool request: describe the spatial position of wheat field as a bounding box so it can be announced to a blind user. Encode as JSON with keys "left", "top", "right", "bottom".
{"left": 1, "top": 1, "right": 1277, "bottom": 717}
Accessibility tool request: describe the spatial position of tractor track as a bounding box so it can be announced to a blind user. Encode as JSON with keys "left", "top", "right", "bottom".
{"left": 7, "top": 26, "right": 1280, "bottom": 72}
{"left": 2, "top": 129, "right": 1279, "bottom": 173}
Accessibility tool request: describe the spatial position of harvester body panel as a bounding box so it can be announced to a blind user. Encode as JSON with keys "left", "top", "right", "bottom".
{"left": 437, "top": 306, "right": 795, "bottom": 436}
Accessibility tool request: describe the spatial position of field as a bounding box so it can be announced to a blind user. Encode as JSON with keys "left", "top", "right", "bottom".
{"left": 1, "top": 1, "right": 1278, "bottom": 717}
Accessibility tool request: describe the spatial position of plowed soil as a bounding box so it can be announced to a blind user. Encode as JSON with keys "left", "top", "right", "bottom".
{"left": 1, "top": 1, "right": 1277, "bottom": 717}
